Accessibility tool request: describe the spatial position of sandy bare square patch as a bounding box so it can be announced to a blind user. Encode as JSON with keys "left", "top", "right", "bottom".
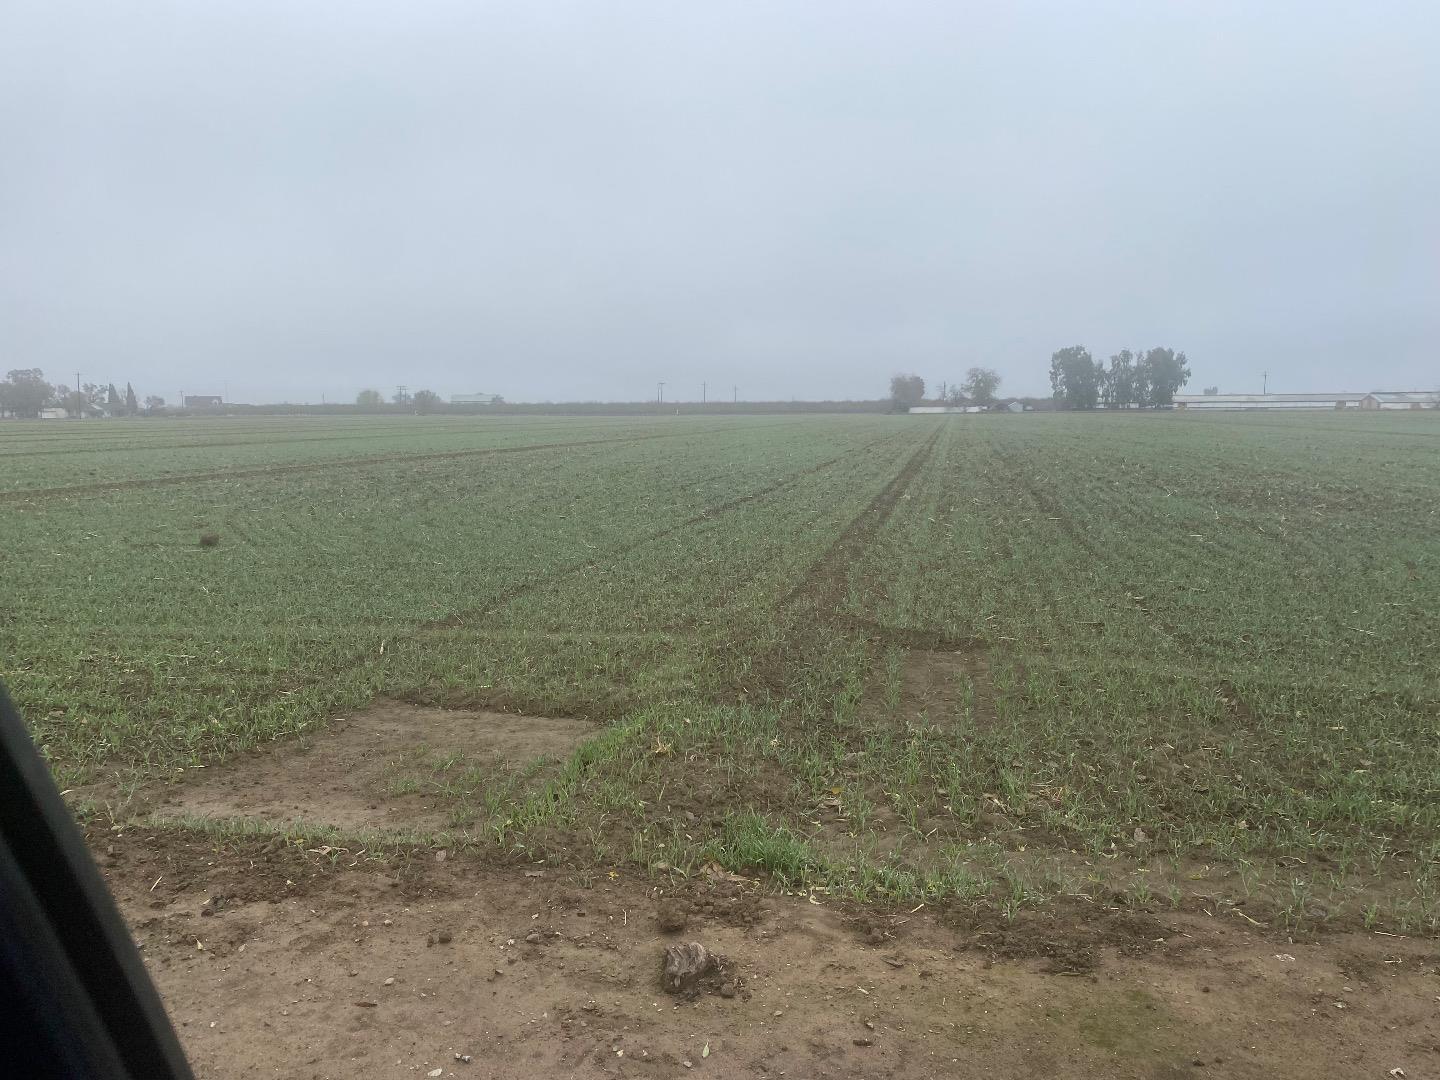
{"left": 146, "top": 700, "right": 595, "bottom": 833}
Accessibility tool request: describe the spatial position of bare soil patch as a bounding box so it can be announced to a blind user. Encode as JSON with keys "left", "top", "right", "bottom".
{"left": 860, "top": 647, "right": 997, "bottom": 731}
{"left": 95, "top": 827, "right": 1440, "bottom": 1080}
{"left": 143, "top": 701, "right": 595, "bottom": 832}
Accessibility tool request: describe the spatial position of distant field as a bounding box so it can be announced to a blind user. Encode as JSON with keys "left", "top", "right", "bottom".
{"left": 3, "top": 411, "right": 1438, "bottom": 930}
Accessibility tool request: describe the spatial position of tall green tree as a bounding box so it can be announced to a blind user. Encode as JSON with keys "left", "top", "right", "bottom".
{"left": 125, "top": 382, "right": 138, "bottom": 414}
{"left": 961, "top": 367, "right": 1002, "bottom": 405}
{"left": 888, "top": 373, "right": 925, "bottom": 410}
{"left": 1103, "top": 350, "right": 1141, "bottom": 408}
{"left": 0, "top": 368, "right": 58, "bottom": 417}
{"left": 412, "top": 389, "right": 442, "bottom": 413}
{"left": 1138, "top": 347, "right": 1191, "bottom": 406}
{"left": 355, "top": 389, "right": 384, "bottom": 407}
{"left": 1049, "top": 346, "right": 1102, "bottom": 409}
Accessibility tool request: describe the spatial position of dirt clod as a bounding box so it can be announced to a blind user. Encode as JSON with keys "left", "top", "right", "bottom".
{"left": 657, "top": 900, "right": 689, "bottom": 933}
{"left": 662, "top": 941, "right": 732, "bottom": 999}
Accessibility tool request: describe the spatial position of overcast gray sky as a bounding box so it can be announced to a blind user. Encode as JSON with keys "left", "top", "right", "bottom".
{"left": 2, "top": 2, "right": 1437, "bottom": 404}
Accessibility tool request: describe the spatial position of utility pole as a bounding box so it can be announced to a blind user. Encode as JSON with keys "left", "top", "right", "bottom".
{"left": 657, "top": 381, "right": 665, "bottom": 404}
{"left": 732, "top": 385, "right": 737, "bottom": 403}
{"left": 1262, "top": 371, "right": 1269, "bottom": 394}
{"left": 702, "top": 381, "right": 706, "bottom": 404}
{"left": 396, "top": 385, "right": 408, "bottom": 406}
{"left": 74, "top": 372, "right": 82, "bottom": 418}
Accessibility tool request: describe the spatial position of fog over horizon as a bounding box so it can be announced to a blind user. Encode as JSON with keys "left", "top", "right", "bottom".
{"left": 3, "top": 2, "right": 1437, "bottom": 405}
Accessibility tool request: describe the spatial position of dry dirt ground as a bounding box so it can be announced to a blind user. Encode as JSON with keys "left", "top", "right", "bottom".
{"left": 127, "top": 701, "right": 595, "bottom": 833}
{"left": 94, "top": 834, "right": 1440, "bottom": 1080}
{"left": 84, "top": 703, "right": 1440, "bottom": 1079}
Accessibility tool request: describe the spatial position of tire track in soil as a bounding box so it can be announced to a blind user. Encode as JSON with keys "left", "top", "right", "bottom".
{"left": 652, "top": 431, "right": 918, "bottom": 635}
{"left": 781, "top": 427, "right": 942, "bottom": 614}
{"left": 982, "top": 439, "right": 1232, "bottom": 686}
{"left": 1, "top": 428, "right": 725, "bottom": 502}
{"left": 259, "top": 446, "right": 868, "bottom": 702}
{"left": 422, "top": 445, "right": 869, "bottom": 632}
{"left": 985, "top": 441, "right": 1104, "bottom": 560}
{"left": 975, "top": 438, "right": 1090, "bottom": 638}
{"left": 981, "top": 439, "right": 1203, "bottom": 676}
{"left": 777, "top": 426, "right": 998, "bottom": 731}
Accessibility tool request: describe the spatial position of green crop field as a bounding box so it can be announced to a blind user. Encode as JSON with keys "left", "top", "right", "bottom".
{"left": 3, "top": 411, "right": 1438, "bottom": 931}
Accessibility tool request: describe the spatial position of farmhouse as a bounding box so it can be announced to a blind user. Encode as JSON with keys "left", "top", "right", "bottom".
{"left": 184, "top": 395, "right": 223, "bottom": 407}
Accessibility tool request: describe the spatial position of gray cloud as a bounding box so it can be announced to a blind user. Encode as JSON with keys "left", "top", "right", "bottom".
{"left": 3, "top": 1, "right": 1437, "bottom": 402}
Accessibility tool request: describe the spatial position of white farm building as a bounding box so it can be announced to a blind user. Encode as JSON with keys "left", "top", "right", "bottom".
{"left": 1360, "top": 391, "right": 1439, "bottom": 410}
{"left": 1175, "top": 393, "right": 1364, "bottom": 410}
{"left": 1175, "top": 391, "right": 1437, "bottom": 411}
{"left": 450, "top": 392, "right": 502, "bottom": 405}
